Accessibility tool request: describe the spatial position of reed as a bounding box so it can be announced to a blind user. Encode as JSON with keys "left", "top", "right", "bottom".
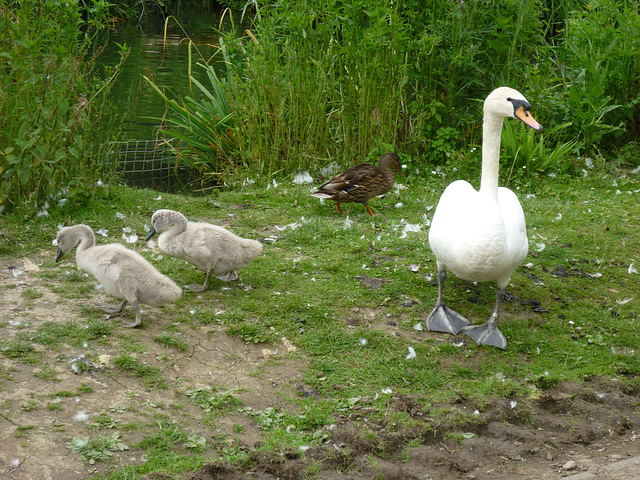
{"left": 148, "top": 0, "right": 640, "bottom": 183}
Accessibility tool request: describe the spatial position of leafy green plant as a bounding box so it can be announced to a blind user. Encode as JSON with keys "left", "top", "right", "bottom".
{"left": 0, "top": 0, "right": 126, "bottom": 210}
{"left": 113, "top": 354, "right": 167, "bottom": 389}
{"left": 153, "top": 333, "right": 189, "bottom": 352}
{"left": 67, "top": 432, "right": 129, "bottom": 464}
{"left": 185, "top": 387, "right": 243, "bottom": 413}
{"left": 501, "top": 121, "right": 578, "bottom": 176}
{"left": 86, "top": 413, "right": 121, "bottom": 432}
{"left": 184, "top": 434, "right": 207, "bottom": 452}
{"left": 144, "top": 61, "right": 236, "bottom": 185}
{"left": 227, "top": 322, "right": 271, "bottom": 344}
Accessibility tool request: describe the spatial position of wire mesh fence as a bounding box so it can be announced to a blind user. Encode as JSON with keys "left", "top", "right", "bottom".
{"left": 103, "top": 138, "right": 199, "bottom": 192}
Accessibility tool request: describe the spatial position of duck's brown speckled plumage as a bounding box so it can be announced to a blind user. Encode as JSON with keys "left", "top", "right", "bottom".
{"left": 310, "top": 153, "right": 401, "bottom": 216}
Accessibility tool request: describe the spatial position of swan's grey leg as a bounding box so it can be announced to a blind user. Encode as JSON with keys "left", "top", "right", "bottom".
{"left": 187, "top": 270, "right": 213, "bottom": 293}
{"left": 100, "top": 300, "right": 127, "bottom": 315}
{"left": 121, "top": 300, "right": 142, "bottom": 328}
{"left": 462, "top": 287, "right": 508, "bottom": 349}
{"left": 426, "top": 269, "right": 470, "bottom": 334}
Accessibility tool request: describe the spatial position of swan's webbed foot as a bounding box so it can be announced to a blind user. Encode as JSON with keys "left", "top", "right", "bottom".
{"left": 120, "top": 301, "right": 142, "bottom": 328}
{"left": 426, "top": 305, "right": 470, "bottom": 335}
{"left": 100, "top": 300, "right": 127, "bottom": 315}
{"left": 462, "top": 322, "right": 507, "bottom": 350}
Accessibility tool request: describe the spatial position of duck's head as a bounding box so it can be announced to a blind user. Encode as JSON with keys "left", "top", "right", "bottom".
{"left": 484, "top": 87, "right": 543, "bottom": 131}
{"left": 378, "top": 152, "right": 402, "bottom": 173}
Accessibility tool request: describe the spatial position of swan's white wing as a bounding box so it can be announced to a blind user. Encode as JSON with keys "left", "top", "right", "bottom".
{"left": 497, "top": 187, "right": 529, "bottom": 279}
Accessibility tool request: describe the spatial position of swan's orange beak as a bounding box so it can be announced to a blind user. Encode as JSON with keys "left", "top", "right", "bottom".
{"left": 515, "top": 106, "right": 543, "bottom": 131}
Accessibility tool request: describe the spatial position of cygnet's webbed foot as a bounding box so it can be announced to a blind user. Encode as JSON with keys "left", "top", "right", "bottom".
{"left": 99, "top": 300, "right": 127, "bottom": 315}
{"left": 186, "top": 283, "right": 208, "bottom": 293}
{"left": 426, "top": 305, "right": 470, "bottom": 335}
{"left": 120, "top": 318, "right": 142, "bottom": 328}
{"left": 187, "top": 271, "right": 213, "bottom": 293}
{"left": 216, "top": 271, "right": 238, "bottom": 282}
{"left": 121, "top": 301, "right": 143, "bottom": 328}
{"left": 462, "top": 322, "right": 507, "bottom": 350}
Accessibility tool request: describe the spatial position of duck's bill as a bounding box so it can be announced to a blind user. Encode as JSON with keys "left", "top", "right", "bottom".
{"left": 515, "top": 106, "right": 543, "bottom": 131}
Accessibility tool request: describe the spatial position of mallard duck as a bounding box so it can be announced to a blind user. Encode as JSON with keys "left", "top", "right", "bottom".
{"left": 55, "top": 224, "right": 182, "bottom": 328}
{"left": 427, "top": 87, "right": 542, "bottom": 349}
{"left": 310, "top": 152, "right": 401, "bottom": 216}
{"left": 146, "top": 209, "right": 264, "bottom": 292}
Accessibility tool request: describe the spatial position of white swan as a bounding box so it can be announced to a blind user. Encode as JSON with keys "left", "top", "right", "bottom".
{"left": 146, "top": 209, "right": 264, "bottom": 292}
{"left": 427, "top": 87, "right": 542, "bottom": 349}
{"left": 55, "top": 224, "right": 182, "bottom": 328}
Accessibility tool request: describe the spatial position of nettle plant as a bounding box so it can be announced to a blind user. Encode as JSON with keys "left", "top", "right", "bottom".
{"left": 0, "top": 0, "right": 125, "bottom": 211}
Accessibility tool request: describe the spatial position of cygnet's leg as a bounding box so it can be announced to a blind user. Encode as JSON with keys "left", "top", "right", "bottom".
{"left": 121, "top": 300, "right": 143, "bottom": 328}
{"left": 216, "top": 270, "right": 238, "bottom": 282}
{"left": 187, "top": 270, "right": 213, "bottom": 293}
{"left": 426, "top": 269, "right": 470, "bottom": 334}
{"left": 100, "top": 300, "right": 127, "bottom": 315}
{"left": 462, "top": 287, "right": 508, "bottom": 349}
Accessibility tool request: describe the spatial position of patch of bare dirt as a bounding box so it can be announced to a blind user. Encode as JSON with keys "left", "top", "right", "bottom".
{"left": 1, "top": 256, "right": 639, "bottom": 480}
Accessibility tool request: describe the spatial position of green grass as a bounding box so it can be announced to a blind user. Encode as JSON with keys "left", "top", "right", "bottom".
{"left": 0, "top": 167, "right": 639, "bottom": 478}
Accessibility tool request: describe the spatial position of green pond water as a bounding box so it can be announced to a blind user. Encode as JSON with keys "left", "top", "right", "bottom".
{"left": 97, "top": 1, "right": 232, "bottom": 191}
{"left": 101, "top": 1, "right": 224, "bottom": 141}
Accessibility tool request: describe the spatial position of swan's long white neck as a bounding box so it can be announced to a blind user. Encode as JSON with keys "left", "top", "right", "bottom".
{"left": 479, "top": 111, "right": 505, "bottom": 199}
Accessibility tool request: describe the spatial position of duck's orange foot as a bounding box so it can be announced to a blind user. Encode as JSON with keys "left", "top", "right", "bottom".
{"left": 366, "top": 205, "right": 376, "bottom": 217}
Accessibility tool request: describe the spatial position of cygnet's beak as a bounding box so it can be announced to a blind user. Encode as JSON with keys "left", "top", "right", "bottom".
{"left": 145, "top": 226, "right": 157, "bottom": 241}
{"left": 55, "top": 247, "right": 65, "bottom": 263}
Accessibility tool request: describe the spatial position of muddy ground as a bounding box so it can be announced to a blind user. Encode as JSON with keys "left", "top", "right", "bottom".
{"left": 0, "top": 255, "right": 639, "bottom": 480}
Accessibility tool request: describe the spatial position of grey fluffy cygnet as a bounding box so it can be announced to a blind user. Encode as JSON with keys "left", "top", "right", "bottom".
{"left": 146, "top": 209, "right": 263, "bottom": 292}
{"left": 55, "top": 224, "right": 182, "bottom": 327}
